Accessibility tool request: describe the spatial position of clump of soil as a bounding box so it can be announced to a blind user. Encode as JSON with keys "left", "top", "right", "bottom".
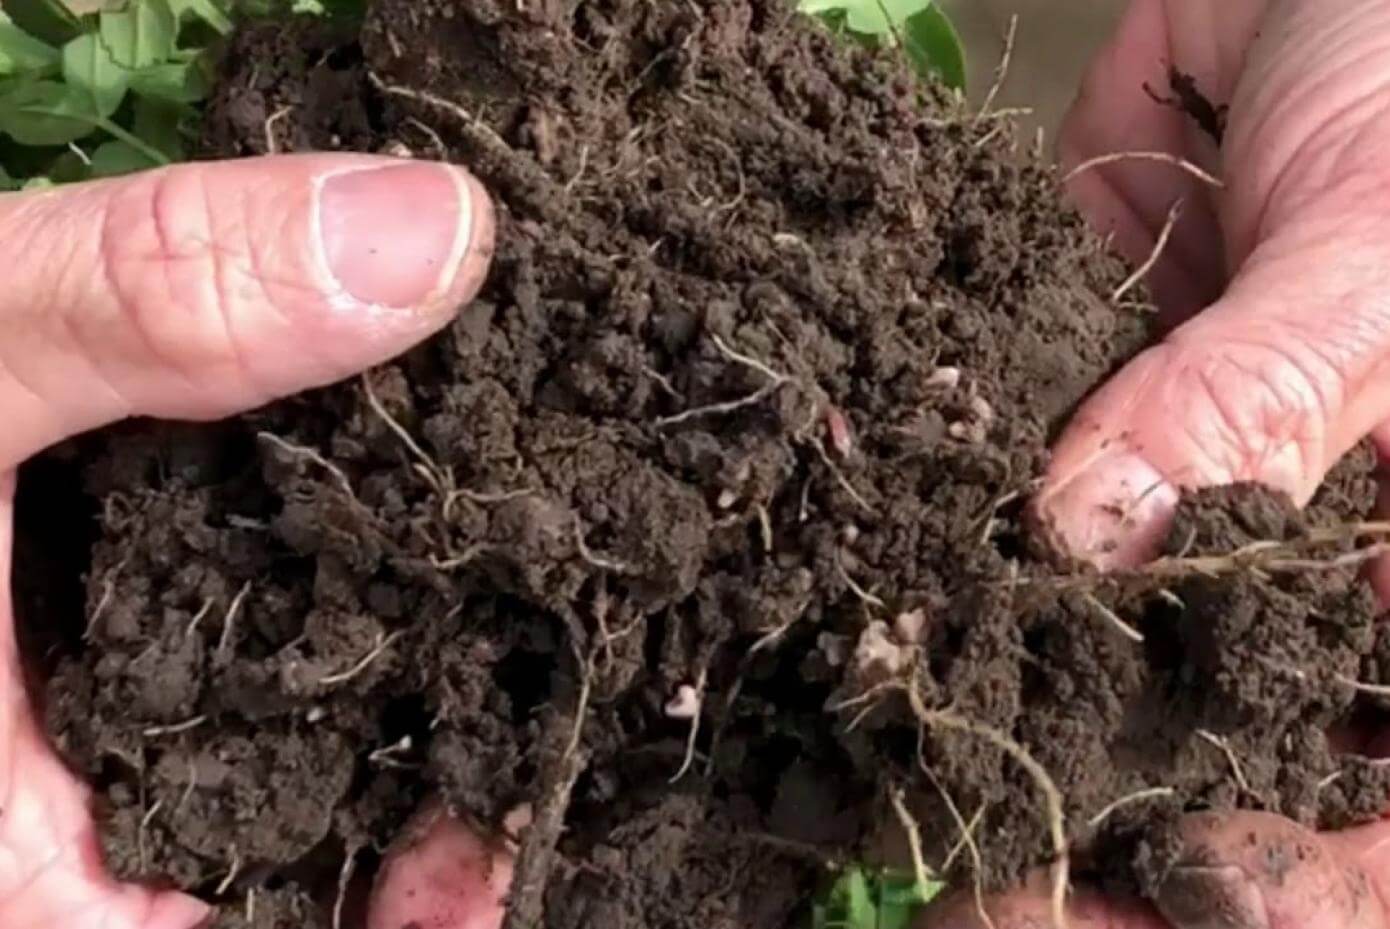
{"left": 24, "top": 1, "right": 1390, "bottom": 927}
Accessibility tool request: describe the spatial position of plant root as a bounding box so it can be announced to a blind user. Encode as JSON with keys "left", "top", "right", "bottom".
{"left": 907, "top": 687, "right": 1069, "bottom": 929}
{"left": 975, "top": 15, "right": 1017, "bottom": 124}
{"left": 923, "top": 759, "right": 995, "bottom": 929}
{"left": 1086, "top": 786, "right": 1175, "bottom": 829}
{"left": 1082, "top": 594, "right": 1143, "bottom": 643}
{"left": 332, "top": 847, "right": 359, "bottom": 929}
{"left": 1195, "top": 730, "right": 1252, "bottom": 795}
{"left": 669, "top": 667, "right": 708, "bottom": 784}
{"left": 1112, "top": 199, "right": 1182, "bottom": 305}
{"left": 256, "top": 432, "right": 356, "bottom": 500}
{"left": 1062, "top": 151, "right": 1223, "bottom": 189}
{"left": 502, "top": 651, "right": 594, "bottom": 929}
{"left": 142, "top": 716, "right": 208, "bottom": 739}
{"left": 216, "top": 582, "right": 252, "bottom": 660}
{"left": 215, "top": 844, "right": 242, "bottom": 896}
{"left": 320, "top": 631, "right": 404, "bottom": 687}
{"left": 655, "top": 332, "right": 789, "bottom": 427}
{"left": 361, "top": 372, "right": 453, "bottom": 496}
{"left": 889, "top": 786, "right": 933, "bottom": 901}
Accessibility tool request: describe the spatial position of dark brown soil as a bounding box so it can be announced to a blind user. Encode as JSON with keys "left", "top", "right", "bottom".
{"left": 22, "top": 2, "right": 1390, "bottom": 928}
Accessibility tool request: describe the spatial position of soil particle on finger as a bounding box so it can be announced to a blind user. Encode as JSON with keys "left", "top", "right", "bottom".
{"left": 24, "top": 1, "right": 1390, "bottom": 927}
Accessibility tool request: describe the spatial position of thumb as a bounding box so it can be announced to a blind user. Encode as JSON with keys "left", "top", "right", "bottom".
{"left": 0, "top": 152, "right": 492, "bottom": 469}
{"left": 1034, "top": 206, "right": 1390, "bottom": 567}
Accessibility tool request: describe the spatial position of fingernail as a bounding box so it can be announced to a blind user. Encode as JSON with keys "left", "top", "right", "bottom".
{"left": 1035, "top": 448, "right": 1179, "bottom": 569}
{"left": 318, "top": 162, "right": 472, "bottom": 309}
{"left": 1157, "top": 863, "right": 1271, "bottom": 929}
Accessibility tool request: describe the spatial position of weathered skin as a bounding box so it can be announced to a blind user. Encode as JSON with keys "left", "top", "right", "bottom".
{"left": 0, "top": 154, "right": 494, "bottom": 928}
{"left": 10, "top": 1, "right": 1390, "bottom": 928}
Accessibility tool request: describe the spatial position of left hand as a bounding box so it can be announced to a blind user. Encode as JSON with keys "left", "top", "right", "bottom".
{"left": 0, "top": 153, "right": 501, "bottom": 928}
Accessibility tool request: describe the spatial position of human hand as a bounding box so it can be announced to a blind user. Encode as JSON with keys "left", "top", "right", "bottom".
{"left": 983, "top": 2, "right": 1390, "bottom": 929}
{"left": 0, "top": 153, "right": 497, "bottom": 928}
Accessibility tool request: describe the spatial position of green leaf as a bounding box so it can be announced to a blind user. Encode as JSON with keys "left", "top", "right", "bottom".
{"left": 903, "top": 2, "right": 965, "bottom": 91}
{"left": 0, "top": 79, "right": 93, "bottom": 144}
{"left": 89, "top": 137, "right": 157, "bottom": 175}
{"left": 168, "top": 0, "right": 231, "bottom": 35}
{"left": 129, "top": 57, "right": 206, "bottom": 102}
{"left": 0, "top": 12, "right": 59, "bottom": 75}
{"left": 131, "top": 94, "right": 187, "bottom": 159}
{"left": 1, "top": 0, "right": 82, "bottom": 47}
{"left": 100, "top": 0, "right": 175, "bottom": 69}
{"left": 62, "top": 32, "right": 129, "bottom": 117}
{"left": 798, "top": 0, "right": 931, "bottom": 36}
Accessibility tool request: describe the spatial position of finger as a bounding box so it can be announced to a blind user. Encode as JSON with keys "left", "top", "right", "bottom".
{"left": 0, "top": 153, "right": 493, "bottom": 471}
{"left": 0, "top": 476, "right": 210, "bottom": 929}
{"left": 920, "top": 866, "right": 1168, "bottom": 929}
{"left": 1035, "top": 199, "right": 1390, "bottom": 568}
{"left": 922, "top": 811, "right": 1390, "bottom": 929}
{"left": 1057, "top": 0, "right": 1225, "bottom": 321}
{"left": 366, "top": 801, "right": 511, "bottom": 929}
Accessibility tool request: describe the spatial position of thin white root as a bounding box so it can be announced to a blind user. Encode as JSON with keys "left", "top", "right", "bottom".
{"left": 910, "top": 689, "right": 1069, "bottom": 929}
{"left": 321, "top": 631, "right": 404, "bottom": 686}
{"left": 1087, "top": 786, "right": 1176, "bottom": 829}
{"left": 143, "top": 716, "right": 208, "bottom": 739}
{"left": 670, "top": 668, "right": 708, "bottom": 784}
{"left": 1333, "top": 673, "right": 1390, "bottom": 697}
{"left": 138, "top": 799, "right": 164, "bottom": 872}
{"left": 976, "top": 15, "right": 1018, "bottom": 124}
{"left": 573, "top": 515, "right": 632, "bottom": 573}
{"left": 656, "top": 333, "right": 788, "bottom": 427}
{"left": 215, "top": 845, "right": 242, "bottom": 896}
{"left": 85, "top": 557, "right": 129, "bottom": 640}
{"left": 1196, "top": 730, "right": 1252, "bottom": 794}
{"left": 813, "top": 440, "right": 877, "bottom": 514}
{"left": 217, "top": 582, "right": 252, "bottom": 658}
{"left": 1112, "top": 199, "right": 1182, "bottom": 305}
{"left": 184, "top": 599, "right": 213, "bottom": 639}
{"left": 361, "top": 373, "right": 450, "bottom": 492}
{"left": 837, "top": 549, "right": 886, "bottom": 610}
{"left": 1082, "top": 594, "right": 1144, "bottom": 643}
{"left": 367, "top": 72, "right": 513, "bottom": 153}
{"left": 925, "top": 760, "right": 996, "bottom": 929}
{"left": 1063, "top": 151, "right": 1224, "bottom": 189}
{"left": 889, "top": 787, "right": 933, "bottom": 902}
{"left": 333, "top": 848, "right": 358, "bottom": 929}
{"left": 257, "top": 432, "right": 355, "bottom": 500}
{"left": 263, "top": 105, "right": 293, "bottom": 155}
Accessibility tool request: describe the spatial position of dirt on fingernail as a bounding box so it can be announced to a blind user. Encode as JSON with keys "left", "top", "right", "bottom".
{"left": 20, "top": 2, "right": 1390, "bottom": 928}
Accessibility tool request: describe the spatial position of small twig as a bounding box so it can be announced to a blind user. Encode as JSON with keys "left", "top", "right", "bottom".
{"left": 1063, "top": 151, "right": 1224, "bottom": 189}
{"left": 1082, "top": 593, "right": 1144, "bottom": 643}
{"left": 217, "top": 582, "right": 251, "bottom": 659}
{"left": 975, "top": 14, "right": 1018, "bottom": 124}
{"left": 257, "top": 432, "right": 355, "bottom": 500}
{"left": 1196, "top": 730, "right": 1252, "bottom": 794}
{"left": 320, "top": 631, "right": 404, "bottom": 686}
{"left": 1112, "top": 199, "right": 1182, "bottom": 304}
{"left": 215, "top": 845, "right": 242, "bottom": 896}
{"left": 143, "top": 716, "right": 208, "bottom": 739}
{"left": 1087, "top": 786, "right": 1175, "bottom": 829}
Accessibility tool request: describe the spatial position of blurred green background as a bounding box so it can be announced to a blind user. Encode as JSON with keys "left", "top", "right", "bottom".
{"left": 940, "top": 0, "right": 1124, "bottom": 142}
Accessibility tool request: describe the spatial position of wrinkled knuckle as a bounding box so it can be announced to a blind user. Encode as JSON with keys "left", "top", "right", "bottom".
{"left": 1168, "top": 334, "right": 1330, "bottom": 491}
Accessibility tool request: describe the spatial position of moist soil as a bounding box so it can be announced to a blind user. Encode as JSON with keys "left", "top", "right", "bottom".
{"left": 20, "top": 2, "right": 1390, "bottom": 927}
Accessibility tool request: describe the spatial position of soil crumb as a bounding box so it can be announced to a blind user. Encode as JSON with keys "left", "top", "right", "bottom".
{"left": 25, "top": 1, "right": 1390, "bottom": 927}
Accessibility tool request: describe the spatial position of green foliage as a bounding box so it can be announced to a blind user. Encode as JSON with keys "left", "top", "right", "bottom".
{"left": 811, "top": 865, "right": 946, "bottom": 929}
{"left": 0, "top": 0, "right": 234, "bottom": 184}
{"left": 797, "top": 0, "right": 966, "bottom": 91}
